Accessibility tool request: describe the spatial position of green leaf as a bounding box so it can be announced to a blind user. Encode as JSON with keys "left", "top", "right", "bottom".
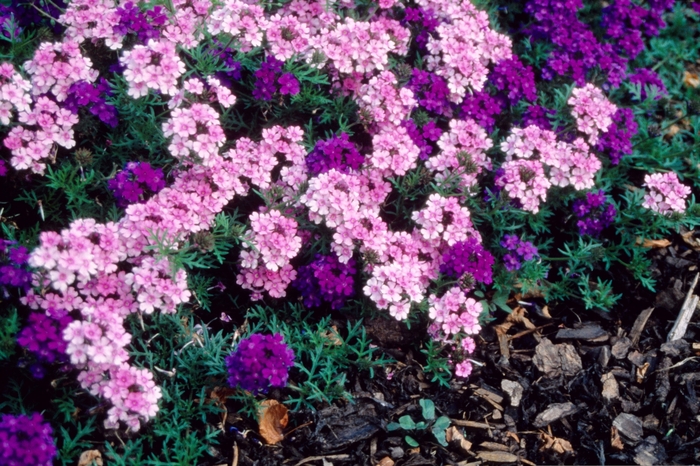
{"left": 419, "top": 398, "right": 435, "bottom": 420}
{"left": 415, "top": 421, "right": 427, "bottom": 430}
{"left": 386, "top": 422, "right": 401, "bottom": 431}
{"left": 432, "top": 428, "right": 448, "bottom": 447}
{"left": 398, "top": 415, "right": 416, "bottom": 430}
{"left": 405, "top": 435, "right": 419, "bottom": 448}
{"left": 433, "top": 416, "right": 451, "bottom": 431}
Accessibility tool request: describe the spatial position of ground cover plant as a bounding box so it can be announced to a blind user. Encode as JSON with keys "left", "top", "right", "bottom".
{"left": 1, "top": 0, "right": 700, "bottom": 464}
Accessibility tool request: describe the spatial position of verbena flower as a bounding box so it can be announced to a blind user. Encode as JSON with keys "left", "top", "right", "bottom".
{"left": 642, "top": 172, "right": 691, "bottom": 214}
{"left": 226, "top": 333, "right": 295, "bottom": 394}
{"left": 0, "top": 413, "right": 57, "bottom": 466}
{"left": 305, "top": 132, "right": 364, "bottom": 175}
{"left": 293, "top": 253, "right": 356, "bottom": 309}
{"left": 440, "top": 238, "right": 495, "bottom": 288}
{"left": 500, "top": 235, "right": 539, "bottom": 271}
{"left": 573, "top": 190, "right": 616, "bottom": 237}
{"left": 108, "top": 162, "right": 165, "bottom": 207}
{"left": 17, "top": 309, "right": 73, "bottom": 378}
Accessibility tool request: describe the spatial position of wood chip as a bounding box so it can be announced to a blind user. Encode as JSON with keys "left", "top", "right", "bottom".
{"left": 479, "top": 442, "right": 510, "bottom": 451}
{"left": 613, "top": 413, "right": 643, "bottom": 444}
{"left": 636, "top": 237, "right": 672, "bottom": 249}
{"left": 684, "top": 70, "right": 700, "bottom": 88}
{"left": 611, "top": 426, "right": 624, "bottom": 451}
{"left": 539, "top": 430, "right": 574, "bottom": 455}
{"left": 629, "top": 307, "right": 655, "bottom": 346}
{"left": 533, "top": 402, "right": 579, "bottom": 428}
{"left": 450, "top": 419, "right": 506, "bottom": 429}
{"left": 501, "top": 380, "right": 524, "bottom": 407}
{"left": 533, "top": 339, "right": 582, "bottom": 378}
{"left": 667, "top": 272, "right": 700, "bottom": 342}
{"left": 555, "top": 322, "right": 608, "bottom": 342}
{"left": 377, "top": 457, "right": 395, "bottom": 466}
{"left": 601, "top": 373, "right": 619, "bottom": 402}
{"left": 476, "top": 451, "right": 519, "bottom": 462}
{"left": 446, "top": 426, "right": 473, "bottom": 453}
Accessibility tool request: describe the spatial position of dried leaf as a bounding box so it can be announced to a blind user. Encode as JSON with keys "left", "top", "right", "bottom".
{"left": 320, "top": 325, "right": 343, "bottom": 346}
{"left": 258, "top": 400, "right": 288, "bottom": 444}
{"left": 446, "top": 426, "right": 473, "bottom": 453}
{"left": 78, "top": 450, "right": 103, "bottom": 466}
{"left": 377, "top": 457, "right": 395, "bottom": 466}
{"left": 681, "top": 230, "right": 700, "bottom": 251}
{"left": 611, "top": 426, "right": 624, "bottom": 451}
{"left": 539, "top": 431, "right": 573, "bottom": 455}
{"left": 636, "top": 362, "right": 650, "bottom": 384}
{"left": 636, "top": 237, "right": 672, "bottom": 249}
{"left": 210, "top": 386, "right": 237, "bottom": 406}
{"left": 684, "top": 71, "right": 700, "bottom": 88}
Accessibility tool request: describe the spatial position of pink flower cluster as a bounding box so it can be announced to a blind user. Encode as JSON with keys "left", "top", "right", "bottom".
{"left": 428, "top": 286, "right": 482, "bottom": 335}
{"left": 242, "top": 210, "right": 302, "bottom": 272}
{"left": 0, "top": 63, "right": 32, "bottom": 125}
{"left": 422, "top": 0, "right": 512, "bottom": 102}
{"left": 162, "top": 103, "right": 225, "bottom": 166}
{"left": 642, "top": 172, "right": 691, "bottom": 214}
{"left": 426, "top": 118, "right": 493, "bottom": 190}
{"left": 367, "top": 125, "right": 421, "bottom": 177}
{"left": 266, "top": 14, "right": 311, "bottom": 61}
{"left": 499, "top": 125, "right": 602, "bottom": 212}
{"left": 121, "top": 39, "right": 185, "bottom": 98}
{"left": 162, "top": 0, "right": 210, "bottom": 49}
{"left": 207, "top": 0, "right": 266, "bottom": 52}
{"left": 62, "top": 0, "right": 123, "bottom": 49}
{"left": 568, "top": 83, "right": 618, "bottom": 145}
{"left": 412, "top": 193, "right": 482, "bottom": 246}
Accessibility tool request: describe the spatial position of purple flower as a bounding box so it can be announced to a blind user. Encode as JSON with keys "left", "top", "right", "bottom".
{"left": 503, "top": 253, "right": 521, "bottom": 271}
{"left": 17, "top": 311, "right": 72, "bottom": 371}
{"left": 408, "top": 69, "right": 453, "bottom": 116}
{"left": 226, "top": 333, "right": 295, "bottom": 393}
{"left": 0, "top": 160, "right": 7, "bottom": 176}
{"left": 500, "top": 235, "right": 539, "bottom": 269}
{"left": 0, "top": 413, "right": 57, "bottom": 466}
{"left": 306, "top": 133, "right": 364, "bottom": 175}
{"left": 278, "top": 73, "right": 300, "bottom": 96}
{"left": 596, "top": 108, "right": 637, "bottom": 165}
{"left": 460, "top": 90, "right": 504, "bottom": 132}
{"left": 440, "top": 238, "right": 495, "bottom": 286}
{"left": 628, "top": 68, "right": 667, "bottom": 100}
{"left": 293, "top": 253, "right": 356, "bottom": 309}
{"left": 491, "top": 57, "right": 538, "bottom": 105}
{"left": 108, "top": 162, "right": 165, "bottom": 207}
{"left": 573, "top": 190, "right": 616, "bottom": 237}
{"left": 500, "top": 234, "right": 520, "bottom": 251}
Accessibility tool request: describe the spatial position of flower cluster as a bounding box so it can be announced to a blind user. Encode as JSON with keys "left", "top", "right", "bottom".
{"left": 628, "top": 68, "right": 667, "bottom": 100}
{"left": 0, "top": 62, "right": 31, "bottom": 125}
{"left": 226, "top": 333, "right": 295, "bottom": 394}
{"left": 428, "top": 286, "right": 483, "bottom": 336}
{"left": 501, "top": 234, "right": 539, "bottom": 271}
{"left": 440, "top": 238, "right": 495, "bottom": 288}
{"left": 207, "top": 0, "right": 266, "bottom": 53}
{"left": 17, "top": 309, "right": 73, "bottom": 378}
{"left": 108, "top": 162, "right": 166, "bottom": 207}
{"left": 568, "top": 84, "right": 618, "bottom": 145}
{"left": 403, "top": 7, "right": 439, "bottom": 50}
{"left": 252, "top": 57, "right": 300, "bottom": 100}
{"left": 459, "top": 90, "right": 504, "bottom": 132}
{"left": 120, "top": 39, "right": 185, "bottom": 98}
{"left": 242, "top": 210, "right": 302, "bottom": 273}
{"left": 412, "top": 193, "right": 482, "bottom": 247}
{"left": 265, "top": 13, "right": 311, "bottom": 61}
{"left": 0, "top": 240, "right": 32, "bottom": 292}
{"left": 357, "top": 70, "right": 416, "bottom": 130}
{"left": 521, "top": 105, "right": 555, "bottom": 131}
{"left": 642, "top": 172, "right": 691, "bottom": 215}
{"left": 596, "top": 108, "right": 638, "bottom": 165}
{"left": 407, "top": 69, "right": 453, "bottom": 117}
{"left": 573, "top": 190, "right": 617, "bottom": 237}
{"left": 306, "top": 132, "right": 364, "bottom": 175}
{"left": 0, "top": 413, "right": 57, "bottom": 466}
{"left": 114, "top": 2, "right": 167, "bottom": 44}
{"left": 490, "top": 57, "right": 538, "bottom": 105}
{"left": 293, "top": 253, "right": 356, "bottom": 309}
{"left": 403, "top": 119, "right": 442, "bottom": 160}
{"left": 496, "top": 158, "right": 551, "bottom": 213}
{"left": 64, "top": 78, "right": 118, "bottom": 128}
{"left": 162, "top": 103, "right": 225, "bottom": 166}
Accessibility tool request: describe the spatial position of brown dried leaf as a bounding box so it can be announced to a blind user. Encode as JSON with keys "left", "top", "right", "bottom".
{"left": 78, "top": 450, "right": 103, "bottom": 466}
{"left": 258, "top": 400, "right": 288, "bottom": 444}
{"left": 320, "top": 325, "right": 343, "bottom": 346}
{"left": 446, "top": 426, "right": 473, "bottom": 453}
{"left": 636, "top": 362, "right": 650, "bottom": 384}
{"left": 377, "top": 457, "right": 395, "bottom": 466}
{"left": 684, "top": 71, "right": 700, "bottom": 88}
{"left": 209, "top": 386, "right": 237, "bottom": 406}
{"left": 681, "top": 230, "right": 700, "bottom": 251}
{"left": 636, "top": 237, "right": 672, "bottom": 249}
{"left": 611, "top": 426, "right": 624, "bottom": 451}
{"left": 539, "top": 431, "right": 573, "bottom": 455}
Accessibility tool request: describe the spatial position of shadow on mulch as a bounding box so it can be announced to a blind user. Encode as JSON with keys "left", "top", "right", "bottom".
{"left": 210, "top": 238, "right": 700, "bottom": 466}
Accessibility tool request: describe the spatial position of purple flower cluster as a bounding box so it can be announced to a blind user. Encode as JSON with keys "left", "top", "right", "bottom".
{"left": 0, "top": 413, "right": 57, "bottom": 466}
{"left": 0, "top": 240, "right": 32, "bottom": 292}
{"left": 212, "top": 41, "right": 242, "bottom": 81}
{"left": 293, "top": 253, "right": 356, "bottom": 309}
{"left": 107, "top": 161, "right": 165, "bottom": 207}
{"left": 306, "top": 132, "right": 364, "bottom": 175}
{"left": 403, "top": 119, "right": 442, "bottom": 160}
{"left": 65, "top": 78, "right": 118, "bottom": 128}
{"left": 596, "top": 108, "right": 638, "bottom": 165}
{"left": 490, "top": 57, "right": 538, "bottom": 105}
{"left": 602, "top": 0, "right": 669, "bottom": 58}
{"left": 521, "top": 105, "right": 555, "bottom": 131}
{"left": 501, "top": 235, "right": 538, "bottom": 271}
{"left": 114, "top": 2, "right": 167, "bottom": 44}
{"left": 17, "top": 309, "right": 72, "bottom": 379}
{"left": 628, "top": 68, "right": 667, "bottom": 100}
{"left": 524, "top": 0, "right": 627, "bottom": 86}
{"left": 403, "top": 7, "right": 440, "bottom": 50}
{"left": 440, "top": 238, "right": 495, "bottom": 288}
{"left": 573, "top": 190, "right": 617, "bottom": 237}
{"left": 407, "top": 69, "right": 453, "bottom": 117}
{"left": 252, "top": 57, "right": 299, "bottom": 101}
{"left": 459, "top": 91, "right": 504, "bottom": 132}
{"left": 226, "top": 333, "right": 295, "bottom": 394}
{"left": 0, "top": 160, "right": 6, "bottom": 176}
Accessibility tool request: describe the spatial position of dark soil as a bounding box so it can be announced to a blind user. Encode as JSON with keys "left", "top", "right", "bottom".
{"left": 209, "top": 235, "right": 700, "bottom": 466}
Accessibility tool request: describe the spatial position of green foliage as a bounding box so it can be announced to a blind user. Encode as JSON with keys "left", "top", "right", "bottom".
{"left": 0, "top": 306, "right": 19, "bottom": 361}
{"left": 386, "top": 399, "right": 451, "bottom": 447}
{"left": 420, "top": 339, "right": 452, "bottom": 388}
{"left": 244, "top": 303, "right": 393, "bottom": 411}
